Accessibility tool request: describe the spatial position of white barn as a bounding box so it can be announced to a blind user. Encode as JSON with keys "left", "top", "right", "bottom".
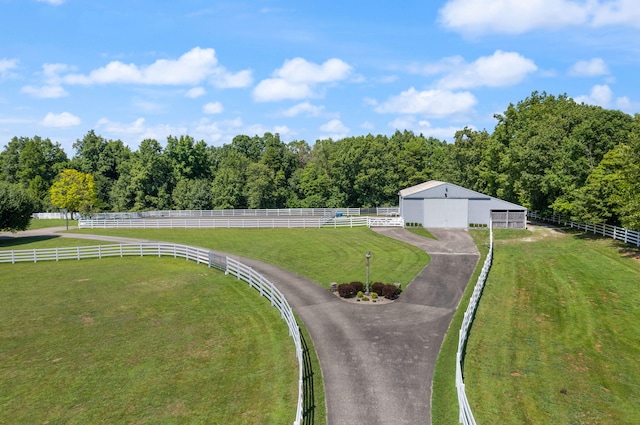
{"left": 399, "top": 180, "right": 527, "bottom": 229}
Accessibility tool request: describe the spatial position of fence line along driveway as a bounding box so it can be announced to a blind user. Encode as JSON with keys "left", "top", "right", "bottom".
{"left": 239, "top": 227, "right": 479, "bottom": 425}
{"left": 0, "top": 238, "right": 305, "bottom": 425}
{"left": 1, "top": 226, "right": 477, "bottom": 425}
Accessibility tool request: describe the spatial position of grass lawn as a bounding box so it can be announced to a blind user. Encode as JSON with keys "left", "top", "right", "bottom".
{"left": 67, "top": 227, "right": 430, "bottom": 289}
{"left": 462, "top": 226, "right": 640, "bottom": 424}
{"left": 431, "top": 228, "right": 490, "bottom": 425}
{"left": 0, "top": 235, "right": 100, "bottom": 250}
{"left": 27, "top": 218, "right": 77, "bottom": 230}
{"left": 0, "top": 256, "right": 299, "bottom": 424}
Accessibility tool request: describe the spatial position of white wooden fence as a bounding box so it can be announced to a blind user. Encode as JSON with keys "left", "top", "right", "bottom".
{"left": 79, "top": 218, "right": 325, "bottom": 229}
{"left": 84, "top": 207, "right": 399, "bottom": 220}
{"left": 528, "top": 212, "right": 640, "bottom": 247}
{"left": 0, "top": 243, "right": 304, "bottom": 425}
{"left": 456, "top": 223, "right": 494, "bottom": 425}
{"left": 78, "top": 216, "right": 405, "bottom": 229}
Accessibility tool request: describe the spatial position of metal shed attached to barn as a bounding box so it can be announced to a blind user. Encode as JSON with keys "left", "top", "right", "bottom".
{"left": 398, "top": 180, "right": 527, "bottom": 229}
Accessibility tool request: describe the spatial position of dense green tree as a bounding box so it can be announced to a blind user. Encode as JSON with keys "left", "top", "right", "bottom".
{"left": 0, "top": 136, "right": 68, "bottom": 211}
{"left": 230, "top": 134, "right": 265, "bottom": 161}
{"left": 564, "top": 116, "right": 640, "bottom": 230}
{"left": 172, "top": 178, "right": 213, "bottom": 210}
{"left": 72, "top": 130, "right": 130, "bottom": 210}
{"left": 493, "top": 92, "right": 633, "bottom": 212}
{"left": 165, "top": 135, "right": 209, "bottom": 182}
{"left": 244, "top": 162, "right": 275, "bottom": 209}
{"left": 211, "top": 150, "right": 249, "bottom": 209}
{"left": 128, "top": 139, "right": 172, "bottom": 210}
{"left": 0, "top": 182, "right": 35, "bottom": 231}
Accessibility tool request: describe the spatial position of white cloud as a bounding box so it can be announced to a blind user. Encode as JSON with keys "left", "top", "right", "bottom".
{"left": 203, "top": 101, "right": 224, "bottom": 114}
{"left": 320, "top": 119, "right": 349, "bottom": 133}
{"left": 574, "top": 84, "right": 613, "bottom": 107}
{"left": 0, "top": 58, "right": 19, "bottom": 80}
{"left": 574, "top": 84, "right": 640, "bottom": 113}
{"left": 213, "top": 69, "right": 253, "bottom": 88}
{"left": 276, "top": 58, "right": 352, "bottom": 83}
{"left": 21, "top": 85, "right": 68, "bottom": 98}
{"left": 439, "top": 0, "right": 588, "bottom": 35}
{"left": 63, "top": 47, "right": 252, "bottom": 88}
{"left": 185, "top": 87, "right": 206, "bottom": 98}
{"left": 375, "top": 88, "right": 477, "bottom": 117}
{"left": 591, "top": 0, "right": 640, "bottom": 28}
{"left": 320, "top": 119, "right": 351, "bottom": 140}
{"left": 568, "top": 58, "right": 609, "bottom": 76}
{"left": 434, "top": 50, "right": 537, "bottom": 89}
{"left": 253, "top": 57, "right": 352, "bottom": 102}
{"left": 319, "top": 119, "right": 350, "bottom": 139}
{"left": 22, "top": 63, "right": 72, "bottom": 98}
{"left": 96, "top": 117, "right": 187, "bottom": 145}
{"left": 615, "top": 96, "right": 640, "bottom": 113}
{"left": 254, "top": 79, "right": 313, "bottom": 102}
{"left": 438, "top": 0, "right": 640, "bottom": 35}
{"left": 388, "top": 116, "right": 462, "bottom": 141}
{"left": 360, "top": 121, "right": 375, "bottom": 131}
{"left": 193, "top": 117, "right": 292, "bottom": 144}
{"left": 280, "top": 102, "right": 324, "bottom": 117}
{"left": 41, "top": 112, "right": 81, "bottom": 127}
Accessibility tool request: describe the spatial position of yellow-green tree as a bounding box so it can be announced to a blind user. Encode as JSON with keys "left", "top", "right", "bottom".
{"left": 50, "top": 169, "right": 97, "bottom": 215}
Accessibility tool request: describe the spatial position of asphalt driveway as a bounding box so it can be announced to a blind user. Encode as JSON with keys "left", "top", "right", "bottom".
{"left": 1, "top": 226, "right": 479, "bottom": 425}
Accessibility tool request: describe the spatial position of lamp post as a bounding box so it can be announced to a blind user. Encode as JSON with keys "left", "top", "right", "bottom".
{"left": 365, "top": 251, "right": 371, "bottom": 294}
{"left": 62, "top": 208, "right": 68, "bottom": 230}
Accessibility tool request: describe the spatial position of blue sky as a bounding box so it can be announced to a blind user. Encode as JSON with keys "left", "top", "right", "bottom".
{"left": 1, "top": 0, "right": 639, "bottom": 155}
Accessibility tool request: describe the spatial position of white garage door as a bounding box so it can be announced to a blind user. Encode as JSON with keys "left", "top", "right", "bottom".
{"left": 423, "top": 199, "right": 469, "bottom": 228}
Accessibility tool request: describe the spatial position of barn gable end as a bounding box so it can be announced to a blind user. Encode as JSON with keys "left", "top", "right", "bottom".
{"left": 399, "top": 180, "right": 527, "bottom": 229}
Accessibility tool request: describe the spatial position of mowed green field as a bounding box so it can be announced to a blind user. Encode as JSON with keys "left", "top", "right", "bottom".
{"left": 0, "top": 256, "right": 299, "bottom": 425}
{"left": 68, "top": 227, "right": 430, "bottom": 288}
{"left": 461, "top": 227, "right": 640, "bottom": 424}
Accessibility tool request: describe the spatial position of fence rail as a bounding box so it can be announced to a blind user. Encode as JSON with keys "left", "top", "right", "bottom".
{"left": 79, "top": 218, "right": 325, "bottom": 229}
{"left": 456, "top": 223, "right": 494, "bottom": 425}
{"left": 79, "top": 216, "right": 405, "bottom": 229}
{"left": 82, "top": 207, "right": 399, "bottom": 220}
{"left": 528, "top": 212, "right": 640, "bottom": 247}
{"left": 0, "top": 243, "right": 304, "bottom": 425}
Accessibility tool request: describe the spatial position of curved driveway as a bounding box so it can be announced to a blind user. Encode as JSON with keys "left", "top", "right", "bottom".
{"left": 1, "top": 226, "right": 478, "bottom": 425}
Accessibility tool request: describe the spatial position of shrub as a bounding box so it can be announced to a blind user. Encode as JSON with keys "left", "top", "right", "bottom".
{"left": 371, "top": 292, "right": 378, "bottom": 299}
{"left": 350, "top": 281, "right": 364, "bottom": 293}
{"left": 357, "top": 291, "right": 363, "bottom": 298}
{"left": 382, "top": 284, "right": 400, "bottom": 300}
{"left": 371, "top": 282, "right": 384, "bottom": 295}
{"left": 338, "top": 283, "right": 355, "bottom": 298}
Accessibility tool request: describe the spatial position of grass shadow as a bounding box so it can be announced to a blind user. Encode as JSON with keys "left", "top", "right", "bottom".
{"left": 0, "top": 235, "right": 61, "bottom": 248}
{"left": 301, "top": 330, "right": 317, "bottom": 425}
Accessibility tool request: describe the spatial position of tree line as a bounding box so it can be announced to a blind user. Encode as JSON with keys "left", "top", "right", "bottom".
{"left": 1, "top": 91, "right": 639, "bottom": 231}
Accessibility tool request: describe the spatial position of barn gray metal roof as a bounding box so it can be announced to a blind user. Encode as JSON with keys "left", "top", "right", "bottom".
{"left": 398, "top": 180, "right": 446, "bottom": 197}
{"left": 399, "top": 180, "right": 527, "bottom": 211}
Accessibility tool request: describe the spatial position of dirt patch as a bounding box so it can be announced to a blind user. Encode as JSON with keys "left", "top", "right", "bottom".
{"left": 519, "top": 224, "right": 565, "bottom": 242}
{"left": 81, "top": 315, "right": 94, "bottom": 324}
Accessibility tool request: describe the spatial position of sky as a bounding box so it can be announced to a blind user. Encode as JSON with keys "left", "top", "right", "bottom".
{"left": 1, "top": 0, "right": 639, "bottom": 155}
